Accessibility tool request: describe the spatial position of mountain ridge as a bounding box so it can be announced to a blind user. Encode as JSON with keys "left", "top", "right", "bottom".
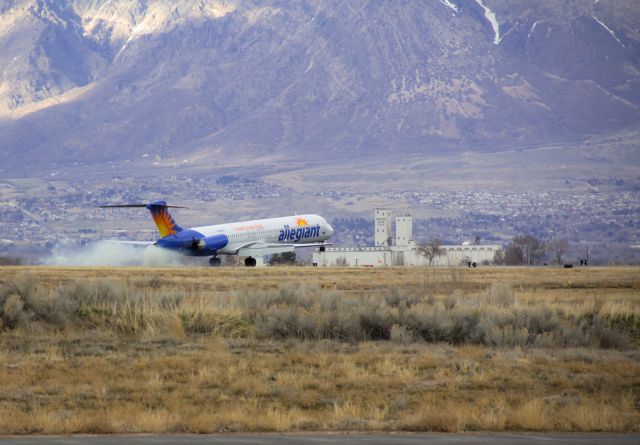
{"left": 1, "top": 0, "right": 639, "bottom": 174}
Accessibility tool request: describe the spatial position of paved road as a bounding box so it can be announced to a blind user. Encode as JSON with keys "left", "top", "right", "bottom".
{"left": 0, "top": 434, "right": 638, "bottom": 445}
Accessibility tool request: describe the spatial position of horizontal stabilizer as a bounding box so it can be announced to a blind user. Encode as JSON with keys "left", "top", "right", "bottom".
{"left": 100, "top": 200, "right": 186, "bottom": 237}
{"left": 100, "top": 204, "right": 187, "bottom": 209}
{"left": 102, "top": 240, "right": 156, "bottom": 246}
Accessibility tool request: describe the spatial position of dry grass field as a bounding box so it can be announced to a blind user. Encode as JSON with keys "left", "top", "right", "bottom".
{"left": 0, "top": 266, "right": 638, "bottom": 434}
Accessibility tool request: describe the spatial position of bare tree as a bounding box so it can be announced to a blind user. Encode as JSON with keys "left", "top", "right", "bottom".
{"left": 268, "top": 251, "right": 297, "bottom": 266}
{"left": 504, "top": 242, "right": 524, "bottom": 265}
{"left": 505, "top": 235, "right": 545, "bottom": 265}
{"left": 334, "top": 256, "right": 348, "bottom": 267}
{"left": 394, "top": 251, "right": 405, "bottom": 266}
{"left": 522, "top": 235, "right": 545, "bottom": 265}
{"left": 547, "top": 238, "right": 569, "bottom": 265}
{"left": 417, "top": 238, "right": 444, "bottom": 266}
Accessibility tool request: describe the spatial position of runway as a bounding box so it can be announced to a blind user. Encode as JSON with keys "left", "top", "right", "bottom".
{"left": 0, "top": 434, "right": 638, "bottom": 445}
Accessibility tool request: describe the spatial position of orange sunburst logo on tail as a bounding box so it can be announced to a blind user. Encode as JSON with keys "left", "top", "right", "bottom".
{"left": 296, "top": 217, "right": 309, "bottom": 227}
{"left": 151, "top": 207, "right": 178, "bottom": 237}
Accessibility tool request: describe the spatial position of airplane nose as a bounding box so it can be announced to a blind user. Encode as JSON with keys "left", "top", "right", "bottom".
{"left": 327, "top": 223, "right": 334, "bottom": 236}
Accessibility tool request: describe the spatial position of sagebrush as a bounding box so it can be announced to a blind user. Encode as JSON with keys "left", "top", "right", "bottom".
{"left": 1, "top": 274, "right": 634, "bottom": 349}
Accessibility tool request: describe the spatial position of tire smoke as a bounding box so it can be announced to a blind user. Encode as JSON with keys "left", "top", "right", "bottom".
{"left": 43, "top": 242, "right": 187, "bottom": 267}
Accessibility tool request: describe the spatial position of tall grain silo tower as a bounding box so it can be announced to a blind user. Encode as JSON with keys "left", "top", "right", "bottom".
{"left": 375, "top": 209, "right": 392, "bottom": 247}
{"left": 395, "top": 215, "right": 412, "bottom": 247}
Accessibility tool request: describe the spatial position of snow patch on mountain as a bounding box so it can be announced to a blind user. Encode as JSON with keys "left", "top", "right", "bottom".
{"left": 592, "top": 15, "right": 624, "bottom": 47}
{"left": 245, "top": 7, "right": 280, "bottom": 25}
{"left": 527, "top": 20, "right": 539, "bottom": 43}
{"left": 438, "top": 0, "right": 458, "bottom": 13}
{"left": 474, "top": 0, "right": 501, "bottom": 45}
{"left": 82, "top": 0, "right": 237, "bottom": 55}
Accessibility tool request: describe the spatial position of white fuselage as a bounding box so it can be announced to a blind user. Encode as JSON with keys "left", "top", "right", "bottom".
{"left": 192, "top": 214, "right": 333, "bottom": 254}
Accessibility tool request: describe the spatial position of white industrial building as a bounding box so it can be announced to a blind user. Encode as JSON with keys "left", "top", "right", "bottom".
{"left": 313, "top": 209, "right": 502, "bottom": 267}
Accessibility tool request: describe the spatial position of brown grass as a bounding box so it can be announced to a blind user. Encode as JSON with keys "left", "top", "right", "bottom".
{"left": 0, "top": 266, "right": 638, "bottom": 434}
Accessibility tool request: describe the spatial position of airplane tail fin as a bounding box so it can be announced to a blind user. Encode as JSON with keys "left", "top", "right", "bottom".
{"left": 100, "top": 200, "right": 186, "bottom": 238}
{"left": 146, "top": 200, "right": 185, "bottom": 237}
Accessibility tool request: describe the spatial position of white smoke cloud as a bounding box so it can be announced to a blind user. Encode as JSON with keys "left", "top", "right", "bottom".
{"left": 44, "top": 242, "right": 188, "bottom": 267}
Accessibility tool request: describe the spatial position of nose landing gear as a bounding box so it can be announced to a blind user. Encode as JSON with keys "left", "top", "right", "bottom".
{"left": 209, "top": 257, "right": 221, "bottom": 267}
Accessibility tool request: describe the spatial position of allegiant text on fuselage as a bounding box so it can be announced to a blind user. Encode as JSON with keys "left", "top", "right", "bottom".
{"left": 278, "top": 224, "right": 321, "bottom": 242}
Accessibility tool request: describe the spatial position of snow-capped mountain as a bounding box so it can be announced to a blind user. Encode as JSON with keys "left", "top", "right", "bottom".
{"left": 1, "top": 0, "right": 639, "bottom": 172}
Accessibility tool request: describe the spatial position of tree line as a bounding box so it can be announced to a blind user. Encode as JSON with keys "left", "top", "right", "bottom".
{"left": 419, "top": 236, "right": 571, "bottom": 266}
{"left": 492, "top": 236, "right": 570, "bottom": 266}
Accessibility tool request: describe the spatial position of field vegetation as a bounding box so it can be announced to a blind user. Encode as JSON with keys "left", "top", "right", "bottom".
{"left": 0, "top": 266, "right": 638, "bottom": 434}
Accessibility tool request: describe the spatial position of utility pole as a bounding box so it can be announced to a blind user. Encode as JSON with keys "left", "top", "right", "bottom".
{"left": 586, "top": 245, "right": 590, "bottom": 266}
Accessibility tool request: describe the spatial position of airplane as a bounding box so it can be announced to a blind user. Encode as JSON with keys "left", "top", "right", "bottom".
{"left": 100, "top": 200, "right": 333, "bottom": 267}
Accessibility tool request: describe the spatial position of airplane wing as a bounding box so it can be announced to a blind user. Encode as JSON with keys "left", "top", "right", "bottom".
{"left": 236, "top": 241, "right": 330, "bottom": 257}
{"left": 101, "top": 240, "right": 156, "bottom": 246}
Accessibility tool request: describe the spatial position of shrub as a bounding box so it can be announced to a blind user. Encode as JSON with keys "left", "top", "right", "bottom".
{"left": 1, "top": 274, "right": 70, "bottom": 328}
{"left": 2, "top": 293, "right": 28, "bottom": 329}
{"left": 59, "top": 279, "right": 127, "bottom": 307}
{"left": 240, "top": 285, "right": 634, "bottom": 349}
{"left": 0, "top": 275, "right": 633, "bottom": 349}
{"left": 480, "top": 284, "right": 515, "bottom": 307}
{"left": 390, "top": 324, "right": 414, "bottom": 344}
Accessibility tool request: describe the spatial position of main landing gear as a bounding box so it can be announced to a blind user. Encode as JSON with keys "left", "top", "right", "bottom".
{"left": 244, "top": 257, "right": 257, "bottom": 267}
{"left": 209, "top": 257, "right": 257, "bottom": 267}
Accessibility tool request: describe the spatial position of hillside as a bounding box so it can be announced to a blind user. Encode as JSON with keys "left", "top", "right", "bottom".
{"left": 1, "top": 0, "right": 639, "bottom": 174}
